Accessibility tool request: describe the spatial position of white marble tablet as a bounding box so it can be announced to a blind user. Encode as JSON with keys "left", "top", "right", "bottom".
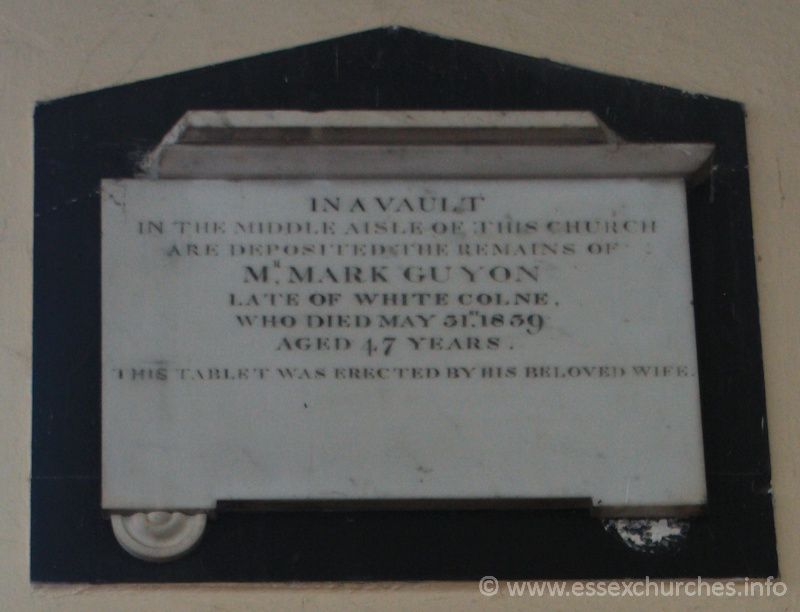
{"left": 102, "top": 176, "right": 706, "bottom": 514}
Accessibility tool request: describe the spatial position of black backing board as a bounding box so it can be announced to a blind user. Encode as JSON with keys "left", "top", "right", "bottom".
{"left": 32, "top": 27, "right": 777, "bottom": 582}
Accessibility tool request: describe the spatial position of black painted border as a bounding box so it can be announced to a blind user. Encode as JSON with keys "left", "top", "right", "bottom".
{"left": 32, "top": 27, "right": 777, "bottom": 582}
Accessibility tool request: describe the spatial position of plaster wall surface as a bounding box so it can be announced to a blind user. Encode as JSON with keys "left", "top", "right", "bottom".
{"left": 2, "top": 1, "right": 798, "bottom": 609}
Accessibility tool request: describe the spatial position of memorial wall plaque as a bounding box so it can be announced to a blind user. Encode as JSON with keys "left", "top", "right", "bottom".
{"left": 32, "top": 28, "right": 777, "bottom": 580}
{"left": 101, "top": 111, "right": 712, "bottom": 560}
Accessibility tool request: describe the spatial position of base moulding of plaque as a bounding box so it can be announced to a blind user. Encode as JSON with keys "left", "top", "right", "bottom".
{"left": 101, "top": 110, "right": 712, "bottom": 561}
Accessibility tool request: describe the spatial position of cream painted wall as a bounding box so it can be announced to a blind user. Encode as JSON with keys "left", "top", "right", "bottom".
{"left": 2, "top": 1, "right": 797, "bottom": 609}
